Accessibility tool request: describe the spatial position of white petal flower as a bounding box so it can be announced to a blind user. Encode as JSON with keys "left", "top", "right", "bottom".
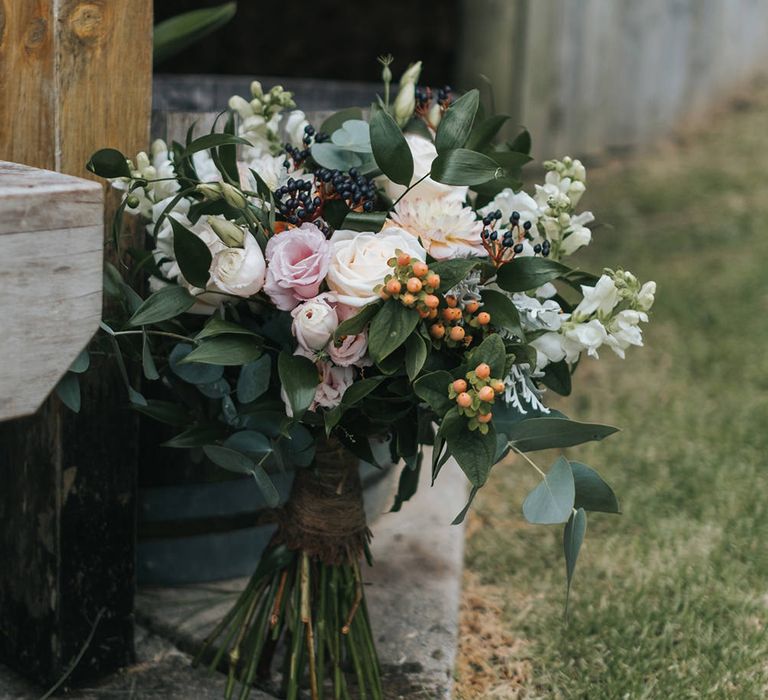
{"left": 574, "top": 275, "right": 620, "bottom": 317}
{"left": 637, "top": 281, "right": 657, "bottom": 312}
{"left": 209, "top": 234, "right": 266, "bottom": 298}
{"left": 388, "top": 196, "right": 484, "bottom": 259}
{"left": 530, "top": 332, "right": 567, "bottom": 370}
{"left": 564, "top": 319, "right": 609, "bottom": 359}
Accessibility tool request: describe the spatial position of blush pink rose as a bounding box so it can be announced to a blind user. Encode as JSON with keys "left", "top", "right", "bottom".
{"left": 328, "top": 302, "right": 371, "bottom": 367}
{"left": 264, "top": 223, "right": 331, "bottom": 310}
{"left": 280, "top": 352, "right": 354, "bottom": 417}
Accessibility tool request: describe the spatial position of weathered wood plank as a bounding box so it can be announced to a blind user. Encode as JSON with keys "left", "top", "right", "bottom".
{"left": 0, "top": 0, "right": 152, "bottom": 686}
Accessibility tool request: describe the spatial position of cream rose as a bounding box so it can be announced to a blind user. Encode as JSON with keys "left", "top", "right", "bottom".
{"left": 325, "top": 227, "right": 427, "bottom": 307}
{"left": 291, "top": 294, "right": 339, "bottom": 352}
{"left": 209, "top": 234, "right": 266, "bottom": 298}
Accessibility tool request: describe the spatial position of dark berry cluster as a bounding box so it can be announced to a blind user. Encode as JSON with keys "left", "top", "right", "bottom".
{"left": 480, "top": 209, "right": 550, "bottom": 267}
{"left": 315, "top": 167, "right": 377, "bottom": 212}
{"left": 415, "top": 85, "right": 433, "bottom": 110}
{"left": 282, "top": 125, "right": 329, "bottom": 169}
{"left": 274, "top": 177, "right": 321, "bottom": 225}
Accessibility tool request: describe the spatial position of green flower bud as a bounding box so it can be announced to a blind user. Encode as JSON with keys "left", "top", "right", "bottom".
{"left": 221, "top": 182, "right": 247, "bottom": 209}
{"left": 250, "top": 80, "right": 263, "bottom": 99}
{"left": 208, "top": 216, "right": 245, "bottom": 247}
{"left": 196, "top": 183, "right": 223, "bottom": 201}
{"left": 125, "top": 194, "right": 140, "bottom": 209}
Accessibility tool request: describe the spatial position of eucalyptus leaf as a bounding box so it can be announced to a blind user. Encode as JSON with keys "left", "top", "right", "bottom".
{"left": 564, "top": 507, "right": 587, "bottom": 612}
{"left": 310, "top": 143, "right": 365, "bottom": 170}
{"left": 203, "top": 444, "right": 256, "bottom": 475}
{"left": 169, "top": 343, "right": 225, "bottom": 385}
{"left": 320, "top": 107, "right": 364, "bottom": 136}
{"left": 129, "top": 286, "right": 196, "bottom": 326}
{"left": 55, "top": 373, "right": 81, "bottom": 413}
{"left": 223, "top": 430, "right": 272, "bottom": 458}
{"left": 236, "top": 355, "right": 271, "bottom": 403}
{"left": 522, "top": 456, "right": 575, "bottom": 524}
{"left": 69, "top": 350, "right": 90, "bottom": 374}
{"left": 571, "top": 461, "right": 620, "bottom": 513}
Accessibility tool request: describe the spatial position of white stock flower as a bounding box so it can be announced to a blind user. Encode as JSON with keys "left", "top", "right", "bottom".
{"left": 605, "top": 309, "right": 647, "bottom": 358}
{"left": 326, "top": 227, "right": 426, "bottom": 307}
{"left": 209, "top": 234, "right": 267, "bottom": 298}
{"left": 530, "top": 332, "right": 567, "bottom": 370}
{"left": 380, "top": 134, "right": 468, "bottom": 206}
{"left": 478, "top": 189, "right": 539, "bottom": 230}
{"left": 291, "top": 294, "right": 339, "bottom": 352}
{"left": 637, "top": 281, "right": 657, "bottom": 312}
{"left": 388, "top": 196, "right": 484, "bottom": 259}
{"left": 574, "top": 275, "right": 620, "bottom": 317}
{"left": 559, "top": 211, "right": 594, "bottom": 255}
{"left": 564, "top": 319, "right": 608, "bottom": 360}
{"left": 277, "top": 110, "right": 310, "bottom": 148}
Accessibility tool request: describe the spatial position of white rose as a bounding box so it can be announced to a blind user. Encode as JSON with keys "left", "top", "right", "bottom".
{"left": 380, "top": 134, "right": 468, "bottom": 206}
{"left": 637, "top": 281, "right": 657, "bottom": 312}
{"left": 209, "top": 234, "right": 266, "bottom": 298}
{"left": 574, "top": 275, "right": 620, "bottom": 317}
{"left": 564, "top": 319, "right": 608, "bottom": 359}
{"left": 326, "top": 227, "right": 427, "bottom": 307}
{"left": 291, "top": 294, "right": 339, "bottom": 351}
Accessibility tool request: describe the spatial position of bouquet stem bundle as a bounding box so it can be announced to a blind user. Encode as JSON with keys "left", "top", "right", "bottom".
{"left": 196, "top": 438, "right": 382, "bottom": 700}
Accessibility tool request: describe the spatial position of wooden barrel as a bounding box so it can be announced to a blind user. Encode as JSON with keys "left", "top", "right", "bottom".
{"left": 138, "top": 75, "right": 397, "bottom": 585}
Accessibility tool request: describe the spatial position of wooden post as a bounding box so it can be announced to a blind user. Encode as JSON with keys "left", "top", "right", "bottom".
{"left": 0, "top": 0, "right": 152, "bottom": 686}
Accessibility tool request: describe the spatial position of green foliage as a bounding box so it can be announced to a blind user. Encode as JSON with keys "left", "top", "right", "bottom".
{"left": 369, "top": 109, "right": 414, "bottom": 186}
{"left": 169, "top": 343, "right": 225, "bottom": 385}
{"left": 153, "top": 3, "right": 237, "bottom": 65}
{"left": 563, "top": 507, "right": 587, "bottom": 610}
{"left": 333, "top": 302, "right": 381, "bottom": 341}
{"left": 390, "top": 457, "right": 422, "bottom": 512}
{"left": 428, "top": 259, "right": 478, "bottom": 290}
{"left": 541, "top": 359, "right": 572, "bottom": 396}
{"left": 55, "top": 373, "right": 81, "bottom": 413}
{"left": 504, "top": 417, "right": 618, "bottom": 453}
{"left": 467, "top": 334, "right": 507, "bottom": 378}
{"left": 430, "top": 148, "right": 502, "bottom": 186}
{"left": 170, "top": 218, "right": 212, "bottom": 289}
{"left": 466, "top": 114, "right": 510, "bottom": 152}
{"left": 570, "top": 461, "right": 620, "bottom": 513}
{"left": 278, "top": 352, "right": 318, "bottom": 419}
{"left": 440, "top": 407, "right": 497, "bottom": 487}
{"left": 320, "top": 108, "right": 364, "bottom": 135}
{"left": 367, "top": 300, "right": 420, "bottom": 364}
{"left": 196, "top": 317, "right": 261, "bottom": 340}
{"left": 181, "top": 336, "right": 262, "bottom": 366}
{"left": 129, "top": 286, "right": 196, "bottom": 326}
{"left": 237, "top": 355, "right": 271, "bottom": 403}
{"left": 435, "top": 89, "right": 480, "bottom": 152}
{"left": 522, "top": 456, "right": 575, "bottom": 524}
{"left": 479, "top": 289, "right": 523, "bottom": 337}
{"left": 86, "top": 148, "right": 130, "bottom": 178}
{"left": 404, "top": 333, "right": 428, "bottom": 381}
{"left": 496, "top": 257, "right": 571, "bottom": 293}
{"left": 180, "top": 133, "right": 251, "bottom": 160}
{"left": 413, "top": 370, "right": 454, "bottom": 416}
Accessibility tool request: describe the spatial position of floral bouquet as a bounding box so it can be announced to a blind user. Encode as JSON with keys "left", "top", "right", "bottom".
{"left": 83, "top": 57, "right": 655, "bottom": 699}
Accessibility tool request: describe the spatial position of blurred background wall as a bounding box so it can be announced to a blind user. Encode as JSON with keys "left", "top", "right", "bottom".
{"left": 155, "top": 0, "right": 768, "bottom": 159}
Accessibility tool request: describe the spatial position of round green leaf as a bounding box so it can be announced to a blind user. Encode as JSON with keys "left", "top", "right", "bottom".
{"left": 522, "top": 456, "right": 575, "bottom": 524}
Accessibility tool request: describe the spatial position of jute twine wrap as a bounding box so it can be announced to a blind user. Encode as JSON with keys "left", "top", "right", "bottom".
{"left": 274, "top": 436, "right": 371, "bottom": 565}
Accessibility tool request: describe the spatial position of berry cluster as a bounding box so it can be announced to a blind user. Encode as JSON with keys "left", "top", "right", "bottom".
{"left": 428, "top": 296, "right": 491, "bottom": 348}
{"left": 273, "top": 166, "right": 377, "bottom": 233}
{"left": 377, "top": 252, "right": 441, "bottom": 316}
{"left": 282, "top": 124, "right": 330, "bottom": 169}
{"left": 480, "top": 209, "right": 550, "bottom": 267}
{"left": 448, "top": 363, "right": 506, "bottom": 434}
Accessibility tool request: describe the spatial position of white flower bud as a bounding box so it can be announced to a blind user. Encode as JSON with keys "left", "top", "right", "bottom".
{"left": 228, "top": 95, "right": 253, "bottom": 119}
{"left": 221, "top": 183, "right": 247, "bottom": 209}
{"left": 398, "top": 61, "right": 422, "bottom": 88}
{"left": 250, "top": 80, "right": 263, "bottom": 99}
{"left": 393, "top": 82, "right": 416, "bottom": 126}
{"left": 637, "top": 281, "right": 656, "bottom": 312}
{"left": 151, "top": 139, "right": 168, "bottom": 158}
{"left": 428, "top": 102, "right": 442, "bottom": 128}
{"left": 136, "top": 151, "right": 150, "bottom": 171}
{"left": 208, "top": 216, "right": 245, "bottom": 247}
{"left": 196, "top": 183, "right": 223, "bottom": 201}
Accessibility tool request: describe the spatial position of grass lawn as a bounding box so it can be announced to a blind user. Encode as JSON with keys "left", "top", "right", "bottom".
{"left": 455, "top": 81, "right": 768, "bottom": 699}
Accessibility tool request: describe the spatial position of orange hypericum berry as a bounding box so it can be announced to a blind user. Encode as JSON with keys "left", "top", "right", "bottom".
{"left": 453, "top": 379, "right": 468, "bottom": 393}
{"left": 492, "top": 380, "right": 506, "bottom": 394}
{"left": 430, "top": 323, "right": 445, "bottom": 339}
{"left": 428, "top": 308, "right": 438, "bottom": 319}
{"left": 475, "top": 362, "right": 491, "bottom": 379}
{"left": 426, "top": 273, "right": 440, "bottom": 288}
{"left": 451, "top": 307, "right": 464, "bottom": 321}
{"left": 397, "top": 253, "right": 411, "bottom": 266}
{"left": 406, "top": 277, "right": 423, "bottom": 293}
{"left": 478, "top": 386, "right": 495, "bottom": 402}
{"left": 424, "top": 294, "right": 439, "bottom": 309}
{"left": 412, "top": 261, "right": 429, "bottom": 277}
{"left": 477, "top": 311, "right": 491, "bottom": 326}
{"left": 477, "top": 412, "right": 493, "bottom": 424}
{"left": 402, "top": 293, "right": 416, "bottom": 306}
{"left": 418, "top": 308, "right": 430, "bottom": 318}
{"left": 465, "top": 300, "right": 480, "bottom": 314}
{"left": 445, "top": 295, "right": 458, "bottom": 308}
{"left": 449, "top": 326, "right": 465, "bottom": 342}
{"left": 386, "top": 279, "right": 402, "bottom": 295}
{"left": 457, "top": 392, "right": 472, "bottom": 408}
